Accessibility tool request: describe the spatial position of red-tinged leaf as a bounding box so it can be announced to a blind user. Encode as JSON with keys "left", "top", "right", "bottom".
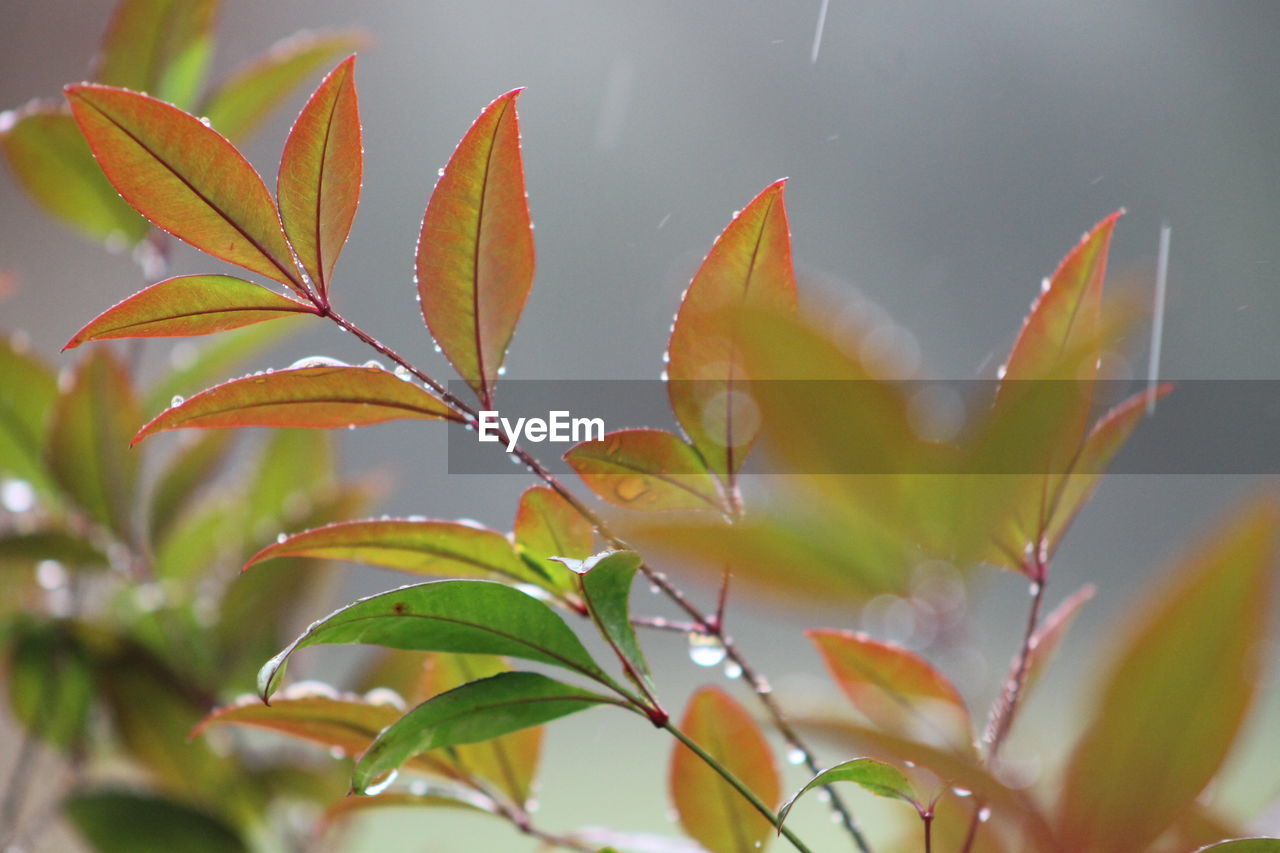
{"left": 244, "top": 518, "right": 547, "bottom": 586}
{"left": 416, "top": 89, "right": 534, "bottom": 406}
{"left": 46, "top": 349, "right": 142, "bottom": 542}
{"left": 418, "top": 653, "right": 544, "bottom": 806}
{"left": 513, "top": 486, "right": 593, "bottom": 591}
{"left": 1056, "top": 501, "right": 1280, "bottom": 853}
{"left": 1040, "top": 384, "right": 1173, "bottom": 556}
{"left": 132, "top": 365, "right": 461, "bottom": 444}
{"left": 64, "top": 275, "right": 315, "bottom": 350}
{"left": 808, "top": 629, "right": 973, "bottom": 751}
{"left": 93, "top": 0, "right": 218, "bottom": 108}
{"left": 0, "top": 102, "right": 149, "bottom": 246}
{"left": 1195, "top": 842, "right": 1280, "bottom": 853}
{"left": 319, "top": 790, "right": 493, "bottom": 834}
{"left": 65, "top": 85, "right": 305, "bottom": 291}
{"left": 564, "top": 428, "right": 727, "bottom": 513}
{"left": 277, "top": 57, "right": 361, "bottom": 300}
{"left": 670, "top": 687, "right": 780, "bottom": 853}
{"left": 200, "top": 31, "right": 368, "bottom": 142}
{"left": 666, "top": 180, "right": 797, "bottom": 485}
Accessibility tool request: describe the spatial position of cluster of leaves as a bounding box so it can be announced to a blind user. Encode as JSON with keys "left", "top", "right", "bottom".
{"left": 3, "top": 2, "right": 1280, "bottom": 852}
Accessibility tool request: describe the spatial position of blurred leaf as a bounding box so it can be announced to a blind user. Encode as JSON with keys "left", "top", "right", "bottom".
{"left": 64, "top": 789, "right": 246, "bottom": 853}
{"left": 1194, "top": 842, "right": 1280, "bottom": 852}
{"left": 1022, "top": 583, "right": 1094, "bottom": 695}
{"left": 319, "top": 789, "right": 492, "bottom": 833}
{"left": 666, "top": 180, "right": 796, "bottom": 484}
{"left": 241, "top": 428, "right": 336, "bottom": 543}
{"left": 564, "top": 428, "right": 726, "bottom": 513}
{"left": 200, "top": 31, "right": 368, "bottom": 142}
{"left": 259, "top": 579, "right": 613, "bottom": 699}
{"left": 1056, "top": 500, "right": 1279, "bottom": 853}
{"left": 65, "top": 85, "right": 304, "bottom": 290}
{"left": 0, "top": 531, "right": 106, "bottom": 570}
{"left": 65, "top": 275, "right": 315, "bottom": 350}
{"left": 578, "top": 551, "right": 654, "bottom": 696}
{"left": 809, "top": 629, "right": 972, "bottom": 751}
{"left": 46, "top": 348, "right": 142, "bottom": 541}
{"left": 93, "top": 0, "right": 219, "bottom": 108}
{"left": 148, "top": 429, "right": 236, "bottom": 543}
{"left": 7, "top": 620, "right": 94, "bottom": 747}
{"left": 778, "top": 758, "right": 917, "bottom": 828}
{"left": 416, "top": 89, "right": 534, "bottom": 405}
{"left": 356, "top": 649, "right": 430, "bottom": 703}
{"left": 513, "top": 485, "right": 593, "bottom": 588}
{"left": 354, "top": 672, "right": 618, "bottom": 793}
{"left": 134, "top": 365, "right": 460, "bottom": 443}
{"left": 0, "top": 334, "right": 58, "bottom": 493}
{"left": 669, "top": 686, "right": 780, "bottom": 853}
{"left": 245, "top": 518, "right": 547, "bottom": 585}
{"left": 0, "top": 103, "right": 149, "bottom": 246}
{"left": 277, "top": 56, "right": 361, "bottom": 300}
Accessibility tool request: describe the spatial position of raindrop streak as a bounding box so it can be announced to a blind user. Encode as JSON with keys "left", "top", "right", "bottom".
{"left": 810, "top": 0, "right": 831, "bottom": 64}
{"left": 363, "top": 768, "right": 399, "bottom": 796}
{"left": 688, "top": 633, "right": 727, "bottom": 667}
{"left": 1147, "top": 222, "right": 1171, "bottom": 414}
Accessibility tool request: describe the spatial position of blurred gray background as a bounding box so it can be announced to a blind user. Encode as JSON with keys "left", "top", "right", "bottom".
{"left": 3, "top": 1, "right": 1279, "bottom": 849}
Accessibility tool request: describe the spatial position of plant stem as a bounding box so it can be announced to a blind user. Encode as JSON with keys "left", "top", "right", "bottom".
{"left": 922, "top": 812, "right": 933, "bottom": 853}
{"left": 662, "top": 721, "right": 815, "bottom": 853}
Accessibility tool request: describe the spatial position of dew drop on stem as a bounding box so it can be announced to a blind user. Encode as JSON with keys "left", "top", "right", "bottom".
{"left": 687, "top": 632, "right": 726, "bottom": 667}
{"left": 786, "top": 746, "right": 806, "bottom": 765}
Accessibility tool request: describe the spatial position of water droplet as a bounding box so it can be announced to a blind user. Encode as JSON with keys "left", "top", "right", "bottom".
{"left": 437, "top": 167, "right": 446, "bottom": 177}
{"left": 1028, "top": 580, "right": 1042, "bottom": 597}
{"left": 363, "top": 687, "right": 406, "bottom": 710}
{"left": 497, "top": 365, "right": 507, "bottom": 377}
{"left": 978, "top": 806, "right": 992, "bottom": 822}
{"left": 329, "top": 746, "right": 346, "bottom": 759}
{"left": 614, "top": 476, "right": 650, "bottom": 503}
{"left": 433, "top": 343, "right": 443, "bottom": 354}
{"left": 723, "top": 660, "right": 743, "bottom": 679}
{"left": 996, "top": 364, "right": 1008, "bottom": 380}
{"left": 170, "top": 395, "right": 185, "bottom": 408}
{"left": 361, "top": 359, "right": 387, "bottom": 370}
{"left": 393, "top": 365, "right": 412, "bottom": 381}
{"left": 1, "top": 479, "right": 35, "bottom": 514}
{"left": 276, "top": 532, "right": 288, "bottom": 544}
{"left": 1040, "top": 277, "right": 1051, "bottom": 294}
{"left": 659, "top": 370, "right": 669, "bottom": 382}
{"left": 816, "top": 789, "right": 831, "bottom": 803}
{"left": 786, "top": 747, "right": 806, "bottom": 765}
{"left": 347, "top": 424, "right": 357, "bottom": 431}
{"left": 198, "top": 116, "right": 212, "bottom": 127}
{"left": 687, "top": 633, "right": 726, "bottom": 667}
{"left": 953, "top": 786, "right": 972, "bottom": 798}
{"left": 409, "top": 780, "right": 429, "bottom": 796}
{"left": 35, "top": 560, "right": 66, "bottom": 591}
{"left": 286, "top": 355, "right": 348, "bottom": 370}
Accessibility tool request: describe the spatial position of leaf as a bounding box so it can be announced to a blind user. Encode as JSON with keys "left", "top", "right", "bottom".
{"left": 6, "top": 621, "right": 95, "bottom": 747}
{"left": 1195, "top": 842, "right": 1280, "bottom": 852}
{"left": 1022, "top": 583, "right": 1095, "bottom": 694}
{"left": 319, "top": 790, "right": 492, "bottom": 832}
{"left": 93, "top": 0, "right": 219, "bottom": 108}
{"left": 65, "top": 275, "right": 316, "bottom": 350}
{"left": 200, "top": 31, "right": 368, "bottom": 142}
{"left": 778, "top": 759, "right": 917, "bottom": 829}
{"left": 0, "top": 103, "right": 149, "bottom": 246}
{"left": 1056, "top": 501, "right": 1279, "bottom": 853}
{"left": 277, "top": 56, "right": 361, "bottom": 300}
{"left": 669, "top": 686, "right": 780, "bottom": 853}
{"left": 513, "top": 485, "right": 593, "bottom": 579}
{"left": 0, "top": 531, "right": 106, "bottom": 570}
{"left": 245, "top": 518, "right": 547, "bottom": 585}
{"left": 147, "top": 429, "right": 236, "bottom": 543}
{"left": 353, "top": 672, "right": 618, "bottom": 793}
{"left": 133, "top": 365, "right": 460, "bottom": 444}
{"left": 416, "top": 89, "right": 534, "bottom": 405}
{"left": 0, "top": 334, "right": 59, "bottom": 494}
{"left": 564, "top": 428, "right": 727, "bottom": 513}
{"left": 64, "top": 789, "right": 247, "bottom": 853}
{"left": 666, "top": 180, "right": 797, "bottom": 484}
{"left": 577, "top": 551, "right": 654, "bottom": 695}
{"left": 46, "top": 348, "right": 142, "bottom": 541}
{"left": 258, "top": 579, "right": 612, "bottom": 699}
{"left": 65, "top": 85, "right": 304, "bottom": 291}
{"left": 808, "top": 629, "right": 973, "bottom": 751}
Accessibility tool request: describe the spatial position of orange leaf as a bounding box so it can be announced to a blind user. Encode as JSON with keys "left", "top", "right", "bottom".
{"left": 416, "top": 89, "right": 534, "bottom": 407}
{"left": 669, "top": 686, "right": 780, "bottom": 853}
{"left": 666, "top": 180, "right": 797, "bottom": 485}
{"left": 564, "top": 428, "right": 727, "bottom": 513}
{"left": 809, "top": 628, "right": 973, "bottom": 751}
{"left": 133, "top": 365, "right": 460, "bottom": 444}
{"left": 64, "top": 275, "right": 314, "bottom": 349}
{"left": 65, "top": 84, "right": 305, "bottom": 291}
{"left": 277, "top": 56, "right": 362, "bottom": 301}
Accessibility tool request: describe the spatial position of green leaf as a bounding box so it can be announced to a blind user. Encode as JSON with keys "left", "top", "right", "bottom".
{"left": 1195, "top": 842, "right": 1280, "bottom": 852}
{"left": 200, "top": 31, "right": 368, "bottom": 142}
{"left": 669, "top": 686, "right": 780, "bottom": 853}
{"left": 277, "top": 56, "right": 361, "bottom": 300}
{"left": 258, "top": 579, "right": 612, "bottom": 700}
{"left": 1056, "top": 501, "right": 1279, "bottom": 853}
{"left": 513, "top": 485, "right": 593, "bottom": 588}
{"left": 808, "top": 628, "right": 972, "bottom": 751}
{"left": 564, "top": 428, "right": 727, "bottom": 513}
{"left": 0, "top": 531, "right": 106, "bottom": 570}
{"left": 65, "top": 275, "right": 315, "bottom": 350}
{"left": 64, "top": 789, "right": 247, "bottom": 853}
{"left": 93, "top": 0, "right": 218, "bottom": 108}
{"left": 0, "top": 334, "right": 59, "bottom": 495}
{"left": 666, "top": 180, "right": 797, "bottom": 484}
{"left": 353, "top": 672, "right": 618, "bottom": 793}
{"left": 778, "top": 759, "right": 917, "bottom": 829}
{"left": 147, "top": 429, "right": 236, "bottom": 543}
{"left": 577, "top": 551, "right": 654, "bottom": 695}
{"left": 65, "top": 85, "right": 305, "bottom": 291}
{"left": 133, "top": 364, "right": 461, "bottom": 444}
{"left": 245, "top": 517, "right": 547, "bottom": 585}
{"left": 45, "top": 348, "right": 142, "bottom": 542}
{"left": 6, "top": 621, "right": 95, "bottom": 747}
{"left": 416, "top": 89, "right": 534, "bottom": 406}
{"left": 0, "top": 103, "right": 149, "bottom": 246}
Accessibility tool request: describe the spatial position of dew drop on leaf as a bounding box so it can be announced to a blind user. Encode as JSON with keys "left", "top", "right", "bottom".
{"left": 363, "top": 768, "right": 399, "bottom": 796}
{"left": 687, "top": 633, "right": 726, "bottom": 667}
{"left": 170, "top": 395, "right": 185, "bottom": 407}
{"left": 614, "top": 476, "right": 650, "bottom": 503}
{"left": 978, "top": 806, "right": 992, "bottom": 822}
{"left": 276, "top": 532, "right": 288, "bottom": 544}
